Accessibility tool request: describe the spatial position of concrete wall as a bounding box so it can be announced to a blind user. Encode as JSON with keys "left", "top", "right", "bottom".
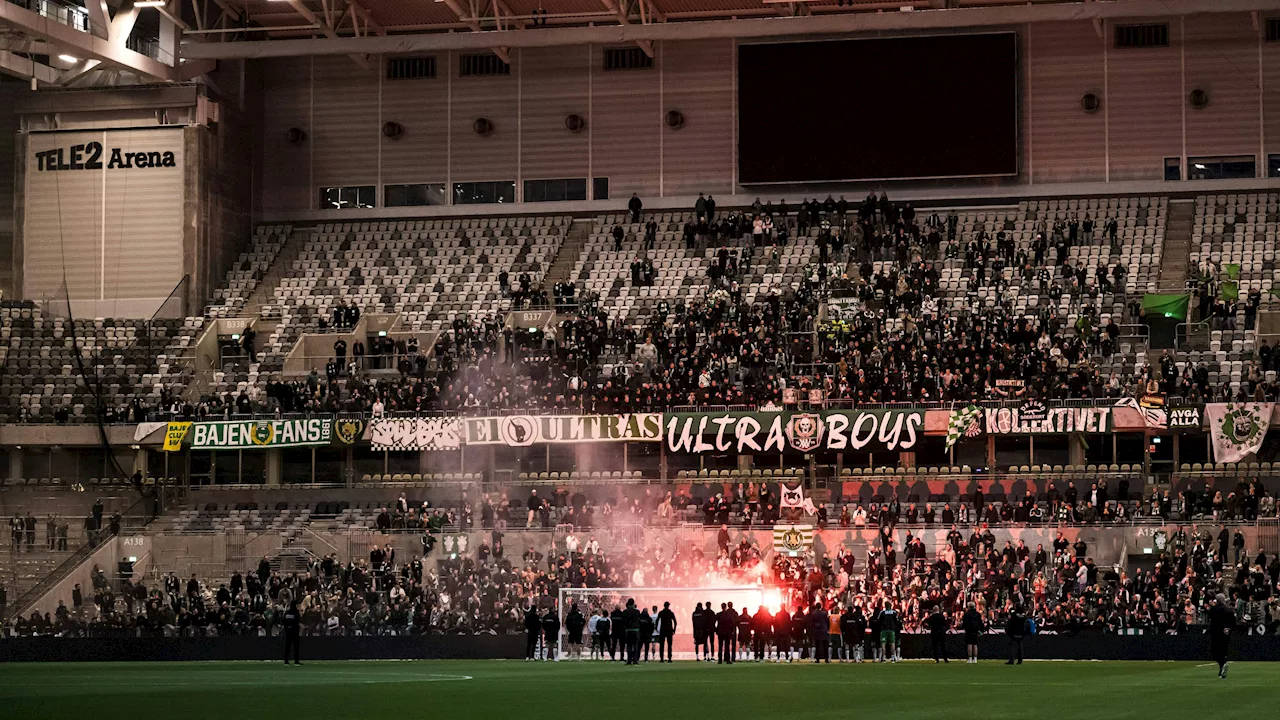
{"left": 253, "top": 13, "right": 1280, "bottom": 216}
{"left": 0, "top": 82, "right": 21, "bottom": 299}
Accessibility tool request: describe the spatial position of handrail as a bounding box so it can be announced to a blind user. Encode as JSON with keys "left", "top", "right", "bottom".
{"left": 9, "top": 492, "right": 160, "bottom": 617}
{"left": 9, "top": 528, "right": 113, "bottom": 618}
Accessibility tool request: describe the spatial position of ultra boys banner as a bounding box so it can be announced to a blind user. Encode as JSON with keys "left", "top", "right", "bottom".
{"left": 665, "top": 410, "right": 924, "bottom": 454}
{"left": 190, "top": 419, "right": 334, "bottom": 449}
{"left": 463, "top": 414, "right": 663, "bottom": 446}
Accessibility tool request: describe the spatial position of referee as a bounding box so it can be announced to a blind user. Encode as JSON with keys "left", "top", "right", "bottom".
{"left": 282, "top": 600, "right": 301, "bottom": 665}
{"left": 1208, "top": 593, "right": 1236, "bottom": 679}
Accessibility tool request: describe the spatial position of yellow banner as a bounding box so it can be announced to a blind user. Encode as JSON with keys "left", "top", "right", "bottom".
{"left": 163, "top": 422, "right": 192, "bottom": 452}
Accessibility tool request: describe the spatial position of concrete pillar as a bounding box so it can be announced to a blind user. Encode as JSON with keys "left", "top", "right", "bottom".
{"left": 1069, "top": 436, "right": 1086, "bottom": 467}
{"left": 265, "top": 449, "right": 282, "bottom": 486}
{"left": 8, "top": 447, "right": 22, "bottom": 480}
{"left": 133, "top": 447, "right": 148, "bottom": 477}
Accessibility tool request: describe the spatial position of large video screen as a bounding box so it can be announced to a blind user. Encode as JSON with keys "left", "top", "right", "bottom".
{"left": 737, "top": 33, "right": 1018, "bottom": 184}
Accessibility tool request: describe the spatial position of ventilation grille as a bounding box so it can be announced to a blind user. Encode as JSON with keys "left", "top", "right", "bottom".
{"left": 1114, "top": 23, "right": 1169, "bottom": 49}
{"left": 603, "top": 46, "right": 654, "bottom": 71}
{"left": 460, "top": 53, "right": 511, "bottom": 77}
{"left": 386, "top": 56, "right": 436, "bottom": 80}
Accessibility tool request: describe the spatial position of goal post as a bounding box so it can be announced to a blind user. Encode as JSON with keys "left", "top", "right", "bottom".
{"left": 556, "top": 586, "right": 771, "bottom": 661}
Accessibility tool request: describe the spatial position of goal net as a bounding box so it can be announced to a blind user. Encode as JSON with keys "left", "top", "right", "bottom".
{"left": 555, "top": 586, "right": 773, "bottom": 661}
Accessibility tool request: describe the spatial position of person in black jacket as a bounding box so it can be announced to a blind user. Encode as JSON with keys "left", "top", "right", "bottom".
{"left": 809, "top": 605, "right": 831, "bottom": 663}
{"left": 1005, "top": 607, "right": 1026, "bottom": 665}
{"left": 282, "top": 600, "right": 301, "bottom": 665}
{"left": 753, "top": 607, "right": 772, "bottom": 661}
{"left": 656, "top": 602, "right": 678, "bottom": 663}
{"left": 692, "top": 602, "right": 708, "bottom": 661}
{"left": 926, "top": 607, "right": 949, "bottom": 663}
{"left": 772, "top": 606, "right": 792, "bottom": 662}
{"left": 621, "top": 599, "right": 642, "bottom": 665}
{"left": 524, "top": 605, "right": 542, "bottom": 660}
{"left": 565, "top": 604, "right": 586, "bottom": 660}
{"left": 717, "top": 602, "right": 738, "bottom": 664}
{"left": 1208, "top": 593, "right": 1236, "bottom": 678}
{"left": 638, "top": 606, "right": 655, "bottom": 662}
{"left": 839, "top": 605, "right": 866, "bottom": 662}
{"left": 541, "top": 608, "right": 562, "bottom": 661}
{"left": 628, "top": 194, "right": 643, "bottom": 223}
{"left": 609, "top": 606, "right": 625, "bottom": 661}
{"left": 962, "top": 602, "right": 985, "bottom": 664}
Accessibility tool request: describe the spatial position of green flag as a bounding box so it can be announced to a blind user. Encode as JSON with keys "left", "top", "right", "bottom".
{"left": 1142, "top": 293, "right": 1190, "bottom": 320}
{"left": 1220, "top": 281, "right": 1239, "bottom": 301}
{"left": 1224, "top": 263, "right": 1240, "bottom": 280}
{"left": 1269, "top": 284, "right": 1280, "bottom": 300}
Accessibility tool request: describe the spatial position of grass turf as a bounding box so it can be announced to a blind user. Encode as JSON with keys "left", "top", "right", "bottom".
{"left": 1, "top": 659, "right": 1273, "bottom": 720}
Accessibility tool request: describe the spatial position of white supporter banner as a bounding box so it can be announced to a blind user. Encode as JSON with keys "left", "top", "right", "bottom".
{"left": 368, "top": 417, "right": 461, "bottom": 451}
{"left": 1206, "top": 403, "right": 1274, "bottom": 463}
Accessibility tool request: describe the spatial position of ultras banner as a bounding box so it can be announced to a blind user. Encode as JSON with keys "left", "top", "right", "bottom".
{"left": 190, "top": 419, "right": 334, "bottom": 449}
{"left": 462, "top": 414, "right": 664, "bottom": 446}
{"left": 664, "top": 410, "right": 924, "bottom": 454}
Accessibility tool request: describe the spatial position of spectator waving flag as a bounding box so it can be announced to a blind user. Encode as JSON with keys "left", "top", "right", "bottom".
{"left": 945, "top": 404, "right": 982, "bottom": 450}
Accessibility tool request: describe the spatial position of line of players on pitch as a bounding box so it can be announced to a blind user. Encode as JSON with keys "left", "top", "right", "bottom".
{"left": 533, "top": 598, "right": 991, "bottom": 664}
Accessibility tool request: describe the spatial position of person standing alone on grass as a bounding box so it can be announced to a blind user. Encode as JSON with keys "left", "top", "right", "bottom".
{"left": 927, "top": 606, "right": 949, "bottom": 663}
{"left": 566, "top": 604, "right": 586, "bottom": 660}
{"left": 876, "top": 601, "right": 900, "bottom": 663}
{"left": 282, "top": 600, "right": 301, "bottom": 665}
{"left": 524, "top": 605, "right": 542, "bottom": 661}
{"left": 1005, "top": 606, "right": 1026, "bottom": 665}
{"left": 542, "top": 607, "right": 561, "bottom": 661}
{"left": 1208, "top": 593, "right": 1236, "bottom": 678}
{"left": 962, "top": 602, "right": 984, "bottom": 664}
{"left": 692, "top": 602, "right": 707, "bottom": 660}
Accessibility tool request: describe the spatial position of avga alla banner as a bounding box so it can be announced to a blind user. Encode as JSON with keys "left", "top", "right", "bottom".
{"left": 190, "top": 418, "right": 334, "bottom": 449}
{"left": 984, "top": 405, "right": 1113, "bottom": 435}
{"left": 1166, "top": 405, "right": 1204, "bottom": 431}
{"left": 463, "top": 414, "right": 663, "bottom": 446}
{"left": 664, "top": 410, "right": 924, "bottom": 454}
{"left": 1206, "top": 403, "right": 1274, "bottom": 463}
{"left": 368, "top": 417, "right": 462, "bottom": 451}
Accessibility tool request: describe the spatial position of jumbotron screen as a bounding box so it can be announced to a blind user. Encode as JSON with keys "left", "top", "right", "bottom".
{"left": 737, "top": 33, "right": 1019, "bottom": 184}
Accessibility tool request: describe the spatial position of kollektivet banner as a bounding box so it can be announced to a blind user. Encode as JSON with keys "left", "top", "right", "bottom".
{"left": 1206, "top": 403, "right": 1274, "bottom": 463}
{"left": 190, "top": 418, "right": 334, "bottom": 449}
{"left": 664, "top": 409, "right": 924, "bottom": 454}
{"left": 463, "top": 414, "right": 663, "bottom": 446}
{"left": 983, "top": 403, "right": 1113, "bottom": 435}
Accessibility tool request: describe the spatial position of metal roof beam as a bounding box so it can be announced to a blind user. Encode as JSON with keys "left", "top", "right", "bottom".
{"left": 0, "top": 50, "right": 61, "bottom": 85}
{"left": 0, "top": 0, "right": 184, "bottom": 79}
{"left": 182, "top": 0, "right": 1277, "bottom": 60}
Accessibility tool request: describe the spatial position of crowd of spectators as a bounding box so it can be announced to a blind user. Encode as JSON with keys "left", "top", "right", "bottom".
{"left": 10, "top": 509, "right": 1279, "bottom": 642}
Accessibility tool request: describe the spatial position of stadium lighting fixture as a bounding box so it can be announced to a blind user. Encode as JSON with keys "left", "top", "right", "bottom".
{"left": 1194, "top": 163, "right": 1207, "bottom": 169}
{"left": 58, "top": 54, "right": 78, "bottom": 62}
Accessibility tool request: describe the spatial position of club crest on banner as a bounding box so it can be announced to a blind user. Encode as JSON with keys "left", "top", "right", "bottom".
{"left": 772, "top": 524, "right": 815, "bottom": 557}
{"left": 335, "top": 417, "right": 366, "bottom": 445}
{"left": 250, "top": 421, "right": 275, "bottom": 446}
{"left": 779, "top": 483, "right": 817, "bottom": 513}
{"left": 785, "top": 413, "right": 825, "bottom": 452}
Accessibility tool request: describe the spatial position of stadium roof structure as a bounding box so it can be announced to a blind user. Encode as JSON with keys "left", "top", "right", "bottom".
{"left": 0, "top": 0, "right": 1274, "bottom": 85}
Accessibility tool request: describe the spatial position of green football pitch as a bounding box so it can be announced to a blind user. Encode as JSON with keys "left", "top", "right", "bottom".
{"left": 1, "top": 660, "right": 1274, "bottom": 720}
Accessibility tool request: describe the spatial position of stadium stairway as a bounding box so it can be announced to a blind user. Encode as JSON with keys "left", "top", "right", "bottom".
{"left": 1158, "top": 199, "right": 1195, "bottom": 291}
{"left": 539, "top": 219, "right": 591, "bottom": 292}
{"left": 241, "top": 228, "right": 306, "bottom": 321}
{"left": 0, "top": 547, "right": 74, "bottom": 607}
